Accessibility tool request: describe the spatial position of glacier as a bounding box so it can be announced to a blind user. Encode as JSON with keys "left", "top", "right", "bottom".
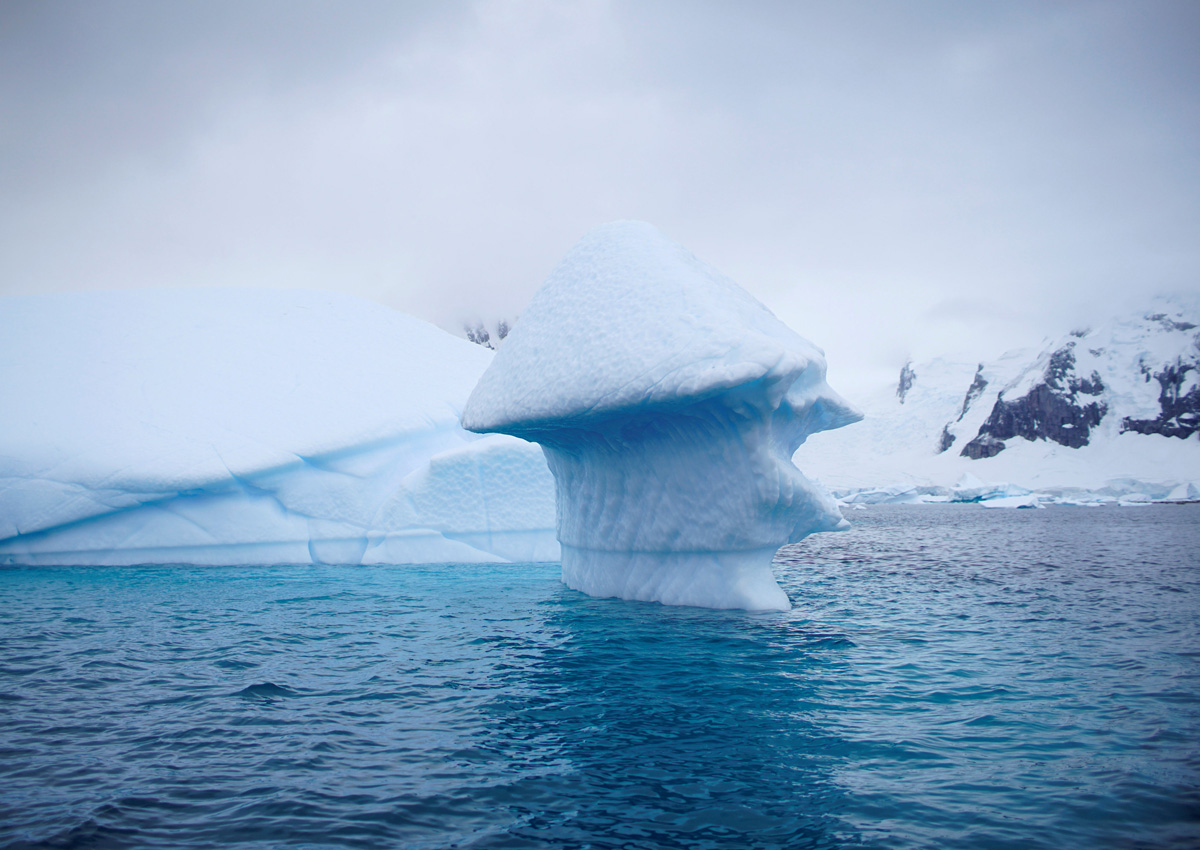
{"left": 0, "top": 288, "right": 557, "bottom": 565}
{"left": 462, "top": 221, "right": 861, "bottom": 611}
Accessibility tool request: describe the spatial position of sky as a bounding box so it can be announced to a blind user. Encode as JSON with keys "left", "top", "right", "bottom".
{"left": 2, "top": 0, "right": 1198, "bottom": 396}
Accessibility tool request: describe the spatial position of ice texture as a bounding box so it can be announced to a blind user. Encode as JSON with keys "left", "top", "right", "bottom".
{"left": 462, "top": 221, "right": 861, "bottom": 611}
{"left": 0, "top": 289, "right": 557, "bottom": 565}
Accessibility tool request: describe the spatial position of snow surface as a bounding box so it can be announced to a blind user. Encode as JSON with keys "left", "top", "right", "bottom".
{"left": 463, "top": 221, "right": 861, "bottom": 611}
{"left": 0, "top": 289, "right": 557, "bottom": 565}
{"left": 799, "top": 294, "right": 1200, "bottom": 505}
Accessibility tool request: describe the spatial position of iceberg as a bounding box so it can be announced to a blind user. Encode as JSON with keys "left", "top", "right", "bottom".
{"left": 1165, "top": 481, "right": 1200, "bottom": 502}
{"left": 839, "top": 484, "right": 946, "bottom": 505}
{"left": 948, "top": 472, "right": 1030, "bottom": 504}
{"left": 0, "top": 288, "right": 558, "bottom": 565}
{"left": 978, "top": 494, "right": 1045, "bottom": 509}
{"left": 462, "top": 221, "right": 861, "bottom": 611}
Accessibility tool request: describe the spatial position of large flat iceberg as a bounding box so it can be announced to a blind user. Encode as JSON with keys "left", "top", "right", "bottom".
{"left": 462, "top": 221, "right": 861, "bottom": 611}
{"left": 0, "top": 288, "right": 557, "bottom": 565}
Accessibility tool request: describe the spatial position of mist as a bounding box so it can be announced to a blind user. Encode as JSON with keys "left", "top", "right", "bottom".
{"left": 3, "top": 0, "right": 1198, "bottom": 395}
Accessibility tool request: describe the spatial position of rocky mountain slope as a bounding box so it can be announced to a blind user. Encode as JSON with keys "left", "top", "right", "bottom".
{"left": 460, "top": 318, "right": 515, "bottom": 350}
{"left": 796, "top": 296, "right": 1200, "bottom": 501}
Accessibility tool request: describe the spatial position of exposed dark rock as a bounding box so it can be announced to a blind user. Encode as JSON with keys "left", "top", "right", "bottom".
{"left": 961, "top": 343, "right": 1106, "bottom": 458}
{"left": 1044, "top": 344, "right": 1104, "bottom": 396}
{"left": 464, "top": 319, "right": 516, "bottom": 349}
{"left": 937, "top": 425, "right": 956, "bottom": 453}
{"left": 1121, "top": 359, "right": 1200, "bottom": 438}
{"left": 896, "top": 361, "right": 916, "bottom": 403}
{"left": 958, "top": 365, "right": 988, "bottom": 420}
{"left": 961, "top": 434, "right": 1005, "bottom": 459}
{"left": 464, "top": 323, "right": 493, "bottom": 349}
{"left": 1147, "top": 313, "right": 1197, "bottom": 332}
{"left": 966, "top": 384, "right": 1106, "bottom": 450}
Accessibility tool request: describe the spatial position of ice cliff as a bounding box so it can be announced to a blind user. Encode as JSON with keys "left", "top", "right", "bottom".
{"left": 0, "top": 289, "right": 557, "bottom": 565}
{"left": 462, "top": 221, "right": 861, "bottom": 611}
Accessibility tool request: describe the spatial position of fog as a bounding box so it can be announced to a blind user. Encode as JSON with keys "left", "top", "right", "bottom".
{"left": 3, "top": 0, "right": 1197, "bottom": 394}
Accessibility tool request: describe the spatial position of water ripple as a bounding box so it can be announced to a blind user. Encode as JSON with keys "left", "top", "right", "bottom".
{"left": 0, "top": 505, "right": 1197, "bottom": 848}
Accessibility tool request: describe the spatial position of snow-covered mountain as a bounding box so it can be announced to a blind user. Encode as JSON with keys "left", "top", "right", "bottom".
{"left": 796, "top": 295, "right": 1200, "bottom": 502}
{"left": 459, "top": 318, "right": 515, "bottom": 350}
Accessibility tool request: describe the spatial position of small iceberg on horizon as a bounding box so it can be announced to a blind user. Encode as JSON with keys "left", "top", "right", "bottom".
{"left": 949, "top": 472, "right": 1031, "bottom": 504}
{"left": 463, "top": 221, "right": 861, "bottom": 611}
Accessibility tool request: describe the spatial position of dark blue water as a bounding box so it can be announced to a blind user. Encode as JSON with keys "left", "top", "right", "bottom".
{"left": 1, "top": 505, "right": 1198, "bottom": 849}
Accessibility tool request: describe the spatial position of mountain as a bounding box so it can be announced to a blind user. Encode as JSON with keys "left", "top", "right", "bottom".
{"left": 796, "top": 295, "right": 1200, "bottom": 502}
{"left": 460, "top": 318, "right": 515, "bottom": 350}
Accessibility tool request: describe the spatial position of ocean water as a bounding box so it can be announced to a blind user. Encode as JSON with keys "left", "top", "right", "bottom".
{"left": 1, "top": 505, "right": 1197, "bottom": 850}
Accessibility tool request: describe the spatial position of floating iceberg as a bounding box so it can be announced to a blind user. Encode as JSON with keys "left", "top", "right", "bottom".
{"left": 839, "top": 484, "right": 945, "bottom": 505}
{"left": 463, "top": 221, "right": 861, "bottom": 611}
{"left": 0, "top": 289, "right": 557, "bottom": 565}
{"left": 948, "top": 472, "right": 1030, "bottom": 504}
{"left": 1166, "top": 481, "right": 1200, "bottom": 502}
{"left": 978, "top": 494, "right": 1045, "bottom": 509}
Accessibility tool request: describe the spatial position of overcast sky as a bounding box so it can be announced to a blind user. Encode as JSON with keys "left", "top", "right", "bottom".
{"left": 2, "top": 0, "right": 1198, "bottom": 394}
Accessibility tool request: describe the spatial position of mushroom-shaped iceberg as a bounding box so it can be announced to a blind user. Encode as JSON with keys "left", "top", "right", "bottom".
{"left": 462, "top": 221, "right": 861, "bottom": 611}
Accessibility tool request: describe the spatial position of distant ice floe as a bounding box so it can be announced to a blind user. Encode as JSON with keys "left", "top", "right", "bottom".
{"left": 834, "top": 470, "right": 1200, "bottom": 508}
{"left": 463, "top": 221, "right": 860, "bottom": 611}
{"left": 0, "top": 289, "right": 557, "bottom": 565}
{"left": 978, "top": 495, "right": 1044, "bottom": 509}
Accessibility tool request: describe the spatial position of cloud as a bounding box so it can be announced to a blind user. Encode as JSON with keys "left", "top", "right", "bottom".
{"left": 1, "top": 0, "right": 1197, "bottom": 397}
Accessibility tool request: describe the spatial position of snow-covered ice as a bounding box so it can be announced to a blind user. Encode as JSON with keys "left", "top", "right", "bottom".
{"left": 0, "top": 288, "right": 558, "bottom": 565}
{"left": 463, "top": 221, "right": 861, "bottom": 611}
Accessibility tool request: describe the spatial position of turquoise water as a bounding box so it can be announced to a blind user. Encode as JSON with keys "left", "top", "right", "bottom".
{"left": 1, "top": 505, "right": 1198, "bottom": 849}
